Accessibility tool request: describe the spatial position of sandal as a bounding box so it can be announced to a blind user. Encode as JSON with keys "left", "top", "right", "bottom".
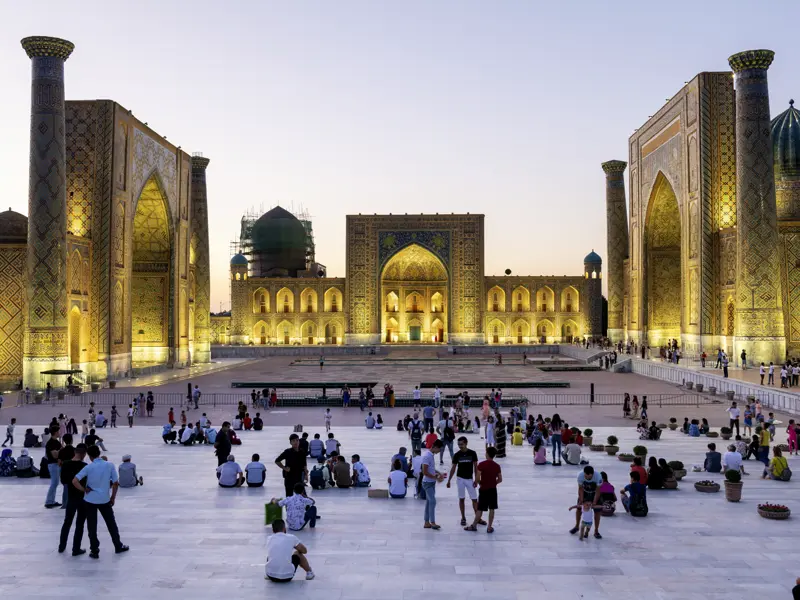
{"left": 477, "top": 519, "right": 487, "bottom": 525}
{"left": 487, "top": 526, "right": 494, "bottom": 534}
{"left": 464, "top": 524, "right": 477, "bottom": 531}
{"left": 430, "top": 524, "right": 441, "bottom": 530}
{"left": 460, "top": 518, "right": 467, "bottom": 526}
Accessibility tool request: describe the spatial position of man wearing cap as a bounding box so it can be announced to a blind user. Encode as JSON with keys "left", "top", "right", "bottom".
{"left": 118, "top": 455, "right": 143, "bottom": 488}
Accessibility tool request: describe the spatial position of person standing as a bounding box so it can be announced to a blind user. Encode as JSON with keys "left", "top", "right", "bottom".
{"left": 2, "top": 418, "right": 15, "bottom": 447}
{"left": 768, "top": 362, "right": 775, "bottom": 385}
{"left": 319, "top": 355, "right": 324, "bottom": 371}
{"left": 71, "top": 445, "right": 129, "bottom": 558}
{"left": 465, "top": 446, "right": 502, "bottom": 533}
{"left": 740, "top": 349, "right": 747, "bottom": 370}
{"left": 447, "top": 437, "right": 483, "bottom": 527}
{"left": 436, "top": 411, "right": 455, "bottom": 465}
{"left": 214, "top": 421, "right": 232, "bottom": 466}
{"left": 727, "top": 402, "right": 741, "bottom": 436}
{"left": 126, "top": 404, "right": 134, "bottom": 428}
{"left": 722, "top": 354, "right": 729, "bottom": 378}
{"left": 421, "top": 439, "right": 445, "bottom": 530}
{"left": 57, "top": 433, "right": 76, "bottom": 506}
{"left": 59, "top": 443, "right": 87, "bottom": 555}
{"left": 549, "top": 414, "right": 563, "bottom": 466}
{"left": 570, "top": 465, "right": 603, "bottom": 539}
{"left": 759, "top": 363, "right": 766, "bottom": 385}
{"left": 192, "top": 385, "right": 201, "bottom": 409}
{"left": 408, "top": 413, "right": 423, "bottom": 455}
{"left": 275, "top": 434, "right": 309, "bottom": 497}
{"left": 44, "top": 427, "right": 62, "bottom": 508}
{"left": 422, "top": 403, "right": 435, "bottom": 434}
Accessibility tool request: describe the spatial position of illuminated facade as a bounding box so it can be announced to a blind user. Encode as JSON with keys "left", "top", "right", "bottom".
{"left": 609, "top": 49, "right": 800, "bottom": 362}
{"left": 226, "top": 212, "right": 602, "bottom": 345}
{"left": 0, "top": 37, "right": 211, "bottom": 386}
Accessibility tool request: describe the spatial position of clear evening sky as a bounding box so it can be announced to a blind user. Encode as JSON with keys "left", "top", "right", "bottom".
{"left": 1, "top": 1, "right": 798, "bottom": 311}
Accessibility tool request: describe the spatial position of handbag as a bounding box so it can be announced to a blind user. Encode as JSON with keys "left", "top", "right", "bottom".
{"left": 265, "top": 501, "right": 283, "bottom": 526}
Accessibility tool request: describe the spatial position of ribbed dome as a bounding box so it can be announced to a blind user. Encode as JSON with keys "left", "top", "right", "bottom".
{"left": 771, "top": 99, "right": 800, "bottom": 178}
{"left": 0, "top": 208, "right": 27, "bottom": 244}
{"left": 230, "top": 253, "right": 248, "bottom": 266}
{"left": 584, "top": 250, "right": 602, "bottom": 264}
{"left": 250, "top": 206, "right": 307, "bottom": 277}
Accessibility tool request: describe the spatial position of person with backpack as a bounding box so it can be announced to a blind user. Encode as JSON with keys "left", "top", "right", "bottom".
{"left": 408, "top": 413, "right": 424, "bottom": 455}
{"left": 437, "top": 411, "right": 456, "bottom": 465}
{"left": 621, "top": 470, "right": 648, "bottom": 516}
{"left": 763, "top": 446, "right": 792, "bottom": 480}
{"left": 309, "top": 462, "right": 332, "bottom": 490}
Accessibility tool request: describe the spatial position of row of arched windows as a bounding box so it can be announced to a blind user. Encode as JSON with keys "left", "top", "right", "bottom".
{"left": 487, "top": 286, "right": 579, "bottom": 313}
{"left": 251, "top": 288, "right": 343, "bottom": 314}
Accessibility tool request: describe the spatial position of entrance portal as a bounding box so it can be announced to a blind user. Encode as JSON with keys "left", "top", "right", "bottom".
{"left": 409, "top": 326, "right": 421, "bottom": 341}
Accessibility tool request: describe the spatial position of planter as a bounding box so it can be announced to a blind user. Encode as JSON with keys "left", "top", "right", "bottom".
{"left": 746, "top": 395, "right": 756, "bottom": 402}
{"left": 668, "top": 423, "right": 678, "bottom": 430}
{"left": 657, "top": 423, "right": 667, "bottom": 429}
{"left": 617, "top": 453, "right": 635, "bottom": 462}
{"left": 694, "top": 482, "right": 720, "bottom": 493}
{"left": 605, "top": 445, "right": 619, "bottom": 456}
{"left": 686, "top": 381, "right": 694, "bottom": 390}
{"left": 57, "top": 391, "right": 65, "bottom": 400}
{"left": 758, "top": 508, "right": 790, "bottom": 520}
{"left": 34, "top": 392, "right": 43, "bottom": 404}
{"left": 583, "top": 437, "right": 593, "bottom": 446}
{"left": 706, "top": 432, "right": 719, "bottom": 438}
{"left": 696, "top": 383, "right": 704, "bottom": 392}
{"left": 776, "top": 444, "right": 790, "bottom": 453}
{"left": 709, "top": 386, "right": 717, "bottom": 396}
{"left": 721, "top": 433, "right": 732, "bottom": 440}
{"left": 725, "top": 390, "right": 735, "bottom": 400}
{"left": 673, "top": 469, "right": 687, "bottom": 480}
{"left": 109, "top": 381, "right": 117, "bottom": 389}
{"left": 90, "top": 383, "right": 100, "bottom": 392}
{"left": 724, "top": 481, "right": 742, "bottom": 502}
{"left": 589, "top": 444, "right": 605, "bottom": 452}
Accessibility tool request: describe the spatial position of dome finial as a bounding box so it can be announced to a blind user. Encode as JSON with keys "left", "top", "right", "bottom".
{"left": 791, "top": 99, "right": 795, "bottom": 107}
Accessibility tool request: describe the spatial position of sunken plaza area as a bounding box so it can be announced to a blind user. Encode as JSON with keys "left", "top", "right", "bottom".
{"left": 0, "top": 350, "right": 798, "bottom": 600}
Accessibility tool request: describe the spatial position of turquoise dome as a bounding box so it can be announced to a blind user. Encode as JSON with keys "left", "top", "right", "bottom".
{"left": 584, "top": 250, "right": 602, "bottom": 264}
{"left": 771, "top": 99, "right": 800, "bottom": 178}
{"left": 250, "top": 206, "right": 307, "bottom": 277}
{"left": 230, "top": 253, "right": 248, "bottom": 266}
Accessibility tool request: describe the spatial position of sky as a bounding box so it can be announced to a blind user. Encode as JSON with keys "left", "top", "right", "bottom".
{"left": 1, "top": 1, "right": 798, "bottom": 311}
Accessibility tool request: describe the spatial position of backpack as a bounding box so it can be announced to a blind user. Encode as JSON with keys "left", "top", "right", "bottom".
{"left": 443, "top": 421, "right": 455, "bottom": 442}
{"left": 629, "top": 494, "right": 648, "bottom": 517}
{"left": 410, "top": 420, "right": 422, "bottom": 440}
{"left": 293, "top": 424, "right": 303, "bottom": 433}
{"left": 310, "top": 466, "right": 325, "bottom": 490}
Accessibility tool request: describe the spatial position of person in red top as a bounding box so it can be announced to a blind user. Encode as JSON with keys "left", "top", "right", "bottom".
{"left": 561, "top": 426, "right": 572, "bottom": 445}
{"left": 574, "top": 432, "right": 583, "bottom": 446}
{"left": 168, "top": 408, "right": 174, "bottom": 424}
{"left": 464, "top": 447, "right": 502, "bottom": 533}
{"left": 243, "top": 414, "right": 253, "bottom": 431}
{"left": 630, "top": 457, "right": 648, "bottom": 485}
{"left": 425, "top": 431, "right": 438, "bottom": 449}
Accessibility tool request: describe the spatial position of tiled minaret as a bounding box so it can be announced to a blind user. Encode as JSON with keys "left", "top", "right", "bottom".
{"left": 602, "top": 160, "right": 628, "bottom": 343}
{"left": 190, "top": 154, "right": 212, "bottom": 363}
{"left": 20, "top": 36, "right": 75, "bottom": 386}
{"left": 728, "top": 49, "right": 786, "bottom": 364}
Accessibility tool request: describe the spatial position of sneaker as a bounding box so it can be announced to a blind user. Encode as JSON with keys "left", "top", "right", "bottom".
{"left": 594, "top": 532, "right": 602, "bottom": 539}
{"left": 89, "top": 552, "right": 99, "bottom": 559}
{"left": 569, "top": 527, "right": 579, "bottom": 535}
{"left": 305, "top": 571, "right": 315, "bottom": 580}
{"left": 115, "top": 545, "right": 130, "bottom": 554}
{"left": 45, "top": 503, "right": 61, "bottom": 509}
{"left": 58, "top": 546, "right": 66, "bottom": 553}
{"left": 72, "top": 549, "right": 86, "bottom": 556}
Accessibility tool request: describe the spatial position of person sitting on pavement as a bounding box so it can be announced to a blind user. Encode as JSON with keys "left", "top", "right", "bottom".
{"left": 646, "top": 456, "right": 664, "bottom": 490}
{"left": 95, "top": 412, "right": 106, "bottom": 428}
{"left": 365, "top": 412, "right": 376, "bottom": 429}
{"left": 533, "top": 437, "right": 548, "bottom": 465}
{"left": 351, "top": 454, "right": 371, "bottom": 487}
{"left": 704, "top": 443, "right": 722, "bottom": 473}
{"left": 562, "top": 441, "right": 584, "bottom": 465}
{"left": 648, "top": 422, "right": 662, "bottom": 440}
{"left": 84, "top": 429, "right": 107, "bottom": 451}
{"left": 23, "top": 428, "right": 40, "bottom": 448}
{"left": 621, "top": 470, "right": 648, "bottom": 516}
{"left": 264, "top": 518, "right": 315, "bottom": 582}
{"left": 309, "top": 434, "right": 325, "bottom": 462}
{"left": 245, "top": 453, "right": 267, "bottom": 487}
{"left": 325, "top": 433, "right": 340, "bottom": 457}
{"left": 253, "top": 413, "right": 264, "bottom": 431}
{"left": 390, "top": 447, "right": 409, "bottom": 474}
{"left": 511, "top": 426, "right": 524, "bottom": 446}
{"left": 388, "top": 459, "right": 408, "bottom": 498}
{"left": 723, "top": 444, "right": 747, "bottom": 475}
{"left": 762, "top": 446, "right": 791, "bottom": 480}
{"left": 193, "top": 422, "right": 206, "bottom": 444}
{"left": 217, "top": 454, "right": 244, "bottom": 487}
{"left": 332, "top": 455, "right": 351, "bottom": 488}
{"left": 118, "top": 455, "right": 143, "bottom": 487}
{"left": 277, "top": 482, "right": 318, "bottom": 530}
{"left": 162, "top": 421, "right": 177, "bottom": 444}
{"left": 15, "top": 448, "right": 38, "bottom": 477}
{"left": 0, "top": 449, "right": 16, "bottom": 477}
{"left": 233, "top": 416, "right": 243, "bottom": 431}
{"left": 243, "top": 413, "right": 253, "bottom": 431}
{"left": 181, "top": 424, "right": 196, "bottom": 446}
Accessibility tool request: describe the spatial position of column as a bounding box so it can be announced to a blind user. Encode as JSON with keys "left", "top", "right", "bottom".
{"left": 602, "top": 160, "right": 628, "bottom": 343}
{"left": 191, "top": 154, "right": 211, "bottom": 363}
{"left": 728, "top": 49, "right": 786, "bottom": 364}
{"left": 20, "top": 36, "right": 75, "bottom": 386}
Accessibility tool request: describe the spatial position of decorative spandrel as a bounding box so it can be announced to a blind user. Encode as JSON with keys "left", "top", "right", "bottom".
{"left": 378, "top": 230, "right": 450, "bottom": 271}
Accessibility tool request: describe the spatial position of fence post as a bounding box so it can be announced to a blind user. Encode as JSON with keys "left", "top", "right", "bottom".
{"left": 590, "top": 383, "right": 594, "bottom": 407}
{"left": 554, "top": 394, "right": 558, "bottom": 408}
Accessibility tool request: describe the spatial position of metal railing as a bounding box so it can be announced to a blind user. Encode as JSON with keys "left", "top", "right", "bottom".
{"left": 525, "top": 392, "right": 710, "bottom": 407}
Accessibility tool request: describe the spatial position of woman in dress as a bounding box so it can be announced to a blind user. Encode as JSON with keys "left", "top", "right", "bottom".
{"left": 494, "top": 412, "right": 507, "bottom": 458}
{"left": 481, "top": 396, "right": 490, "bottom": 422}
{"left": 623, "top": 393, "right": 631, "bottom": 418}
{"left": 485, "top": 415, "right": 496, "bottom": 450}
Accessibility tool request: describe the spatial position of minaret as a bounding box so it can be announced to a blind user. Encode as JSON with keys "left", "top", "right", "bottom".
{"left": 583, "top": 251, "right": 603, "bottom": 339}
{"left": 191, "top": 154, "right": 211, "bottom": 363}
{"left": 602, "top": 160, "right": 628, "bottom": 343}
{"left": 20, "top": 36, "right": 75, "bottom": 386}
{"left": 728, "top": 49, "right": 786, "bottom": 364}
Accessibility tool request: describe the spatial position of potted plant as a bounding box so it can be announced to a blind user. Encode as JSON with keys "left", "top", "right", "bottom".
{"left": 709, "top": 386, "right": 717, "bottom": 396}
{"left": 617, "top": 453, "right": 635, "bottom": 462}
{"left": 694, "top": 480, "right": 720, "bottom": 493}
{"left": 633, "top": 445, "right": 647, "bottom": 464}
{"left": 605, "top": 435, "right": 619, "bottom": 456}
{"left": 686, "top": 381, "right": 694, "bottom": 390}
{"left": 109, "top": 380, "right": 117, "bottom": 389}
{"left": 589, "top": 443, "right": 605, "bottom": 451}
{"left": 668, "top": 417, "right": 678, "bottom": 431}
{"left": 90, "top": 382, "right": 100, "bottom": 392}
{"left": 668, "top": 460, "right": 686, "bottom": 480}
{"left": 696, "top": 383, "right": 704, "bottom": 392}
{"left": 657, "top": 423, "right": 667, "bottom": 429}
{"left": 706, "top": 430, "right": 719, "bottom": 438}
{"left": 720, "top": 426, "right": 732, "bottom": 440}
{"left": 725, "top": 390, "right": 735, "bottom": 400}
{"left": 724, "top": 469, "right": 743, "bottom": 502}
{"left": 583, "top": 428, "right": 593, "bottom": 446}
{"left": 757, "top": 503, "right": 791, "bottom": 520}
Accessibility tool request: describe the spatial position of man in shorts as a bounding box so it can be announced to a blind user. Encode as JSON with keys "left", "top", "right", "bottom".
{"left": 465, "top": 447, "right": 502, "bottom": 533}
{"left": 571, "top": 465, "right": 603, "bottom": 539}
{"left": 265, "top": 519, "right": 315, "bottom": 582}
{"left": 447, "top": 437, "right": 485, "bottom": 527}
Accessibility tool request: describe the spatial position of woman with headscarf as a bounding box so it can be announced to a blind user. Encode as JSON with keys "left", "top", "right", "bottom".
{"left": 494, "top": 412, "right": 507, "bottom": 458}
{"left": 0, "top": 449, "right": 16, "bottom": 477}
{"left": 15, "top": 448, "right": 38, "bottom": 477}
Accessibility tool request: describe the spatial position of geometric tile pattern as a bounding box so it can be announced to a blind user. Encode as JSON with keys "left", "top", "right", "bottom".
{"left": 190, "top": 155, "right": 211, "bottom": 361}
{"left": 0, "top": 247, "right": 25, "bottom": 378}
{"left": 602, "top": 160, "right": 628, "bottom": 336}
{"left": 131, "top": 128, "right": 177, "bottom": 220}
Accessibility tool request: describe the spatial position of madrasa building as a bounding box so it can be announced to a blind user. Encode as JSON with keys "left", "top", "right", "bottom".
{"left": 603, "top": 49, "right": 800, "bottom": 364}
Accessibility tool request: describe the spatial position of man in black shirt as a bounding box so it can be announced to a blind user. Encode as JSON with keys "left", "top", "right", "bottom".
{"left": 446, "top": 437, "right": 484, "bottom": 527}
{"left": 57, "top": 434, "right": 76, "bottom": 508}
{"left": 253, "top": 413, "right": 263, "bottom": 431}
{"left": 59, "top": 444, "right": 88, "bottom": 555}
{"left": 214, "top": 422, "right": 232, "bottom": 466}
{"left": 299, "top": 432, "right": 310, "bottom": 456}
{"left": 44, "top": 427, "right": 62, "bottom": 508}
{"left": 275, "top": 434, "right": 308, "bottom": 497}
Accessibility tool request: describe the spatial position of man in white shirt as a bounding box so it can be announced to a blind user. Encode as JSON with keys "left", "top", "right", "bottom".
{"left": 722, "top": 444, "right": 747, "bottom": 475}
{"left": 217, "top": 455, "right": 244, "bottom": 487}
{"left": 726, "top": 402, "right": 741, "bottom": 436}
{"left": 350, "top": 454, "right": 370, "bottom": 487}
{"left": 265, "top": 519, "right": 314, "bottom": 582}
{"left": 411, "top": 449, "right": 423, "bottom": 478}
{"left": 181, "top": 425, "right": 196, "bottom": 446}
{"left": 365, "top": 412, "right": 376, "bottom": 429}
{"left": 246, "top": 453, "right": 267, "bottom": 487}
{"left": 413, "top": 386, "right": 422, "bottom": 410}
{"left": 433, "top": 385, "right": 441, "bottom": 406}
{"left": 561, "top": 442, "right": 583, "bottom": 465}
{"left": 325, "top": 433, "right": 339, "bottom": 457}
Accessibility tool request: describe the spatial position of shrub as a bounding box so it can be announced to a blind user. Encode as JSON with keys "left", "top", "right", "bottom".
{"left": 668, "top": 460, "right": 684, "bottom": 471}
{"left": 696, "top": 480, "right": 718, "bottom": 486}
{"left": 607, "top": 435, "right": 618, "bottom": 446}
{"left": 633, "top": 445, "right": 648, "bottom": 456}
{"left": 720, "top": 426, "right": 732, "bottom": 434}
{"left": 570, "top": 426, "right": 580, "bottom": 434}
{"left": 758, "top": 503, "right": 789, "bottom": 512}
{"left": 669, "top": 417, "right": 677, "bottom": 424}
{"left": 583, "top": 428, "right": 593, "bottom": 437}
{"left": 724, "top": 469, "right": 742, "bottom": 483}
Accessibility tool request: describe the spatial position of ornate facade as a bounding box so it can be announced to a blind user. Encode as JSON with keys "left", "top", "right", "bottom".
{"left": 608, "top": 48, "right": 800, "bottom": 363}
{"left": 225, "top": 213, "right": 602, "bottom": 345}
{"left": 0, "top": 37, "right": 211, "bottom": 387}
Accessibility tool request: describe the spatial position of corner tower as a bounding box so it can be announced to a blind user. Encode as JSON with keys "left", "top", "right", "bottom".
{"left": 602, "top": 160, "right": 628, "bottom": 343}
{"left": 583, "top": 251, "right": 603, "bottom": 339}
{"left": 21, "top": 36, "right": 75, "bottom": 385}
{"left": 190, "top": 154, "right": 211, "bottom": 363}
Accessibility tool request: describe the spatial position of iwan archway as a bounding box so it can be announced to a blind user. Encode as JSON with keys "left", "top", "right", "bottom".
{"left": 380, "top": 244, "right": 448, "bottom": 343}
{"left": 131, "top": 175, "right": 174, "bottom": 366}
{"left": 644, "top": 172, "right": 682, "bottom": 347}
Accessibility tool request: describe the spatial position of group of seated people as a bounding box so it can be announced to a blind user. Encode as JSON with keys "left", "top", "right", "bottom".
{"left": 0, "top": 448, "right": 38, "bottom": 477}
{"left": 364, "top": 412, "right": 384, "bottom": 429}
{"left": 309, "top": 452, "right": 371, "bottom": 489}
{"left": 232, "top": 410, "right": 264, "bottom": 431}
{"left": 216, "top": 453, "right": 268, "bottom": 487}
{"left": 704, "top": 439, "right": 792, "bottom": 480}
{"left": 529, "top": 436, "right": 587, "bottom": 466}
{"left": 682, "top": 418, "right": 710, "bottom": 436}
{"left": 636, "top": 420, "right": 663, "bottom": 440}
{"left": 629, "top": 456, "right": 678, "bottom": 490}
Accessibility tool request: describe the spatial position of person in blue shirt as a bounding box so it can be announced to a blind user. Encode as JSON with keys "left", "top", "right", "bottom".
{"left": 621, "top": 471, "right": 648, "bottom": 517}
{"left": 71, "top": 445, "right": 129, "bottom": 558}
{"left": 162, "top": 421, "right": 177, "bottom": 444}
{"left": 422, "top": 405, "right": 435, "bottom": 434}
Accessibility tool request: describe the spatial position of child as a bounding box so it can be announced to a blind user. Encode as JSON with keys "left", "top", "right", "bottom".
{"left": 376, "top": 414, "right": 383, "bottom": 429}
{"left": 168, "top": 407, "right": 175, "bottom": 424}
{"left": 110, "top": 405, "right": 118, "bottom": 428}
{"left": 88, "top": 403, "right": 96, "bottom": 428}
{"left": 485, "top": 416, "right": 496, "bottom": 449}
{"left": 180, "top": 410, "right": 187, "bottom": 427}
{"left": 464, "top": 446, "right": 502, "bottom": 533}
{"left": 127, "top": 404, "right": 134, "bottom": 428}
{"left": 1, "top": 418, "right": 16, "bottom": 447}
{"left": 569, "top": 500, "right": 598, "bottom": 540}
{"left": 511, "top": 426, "right": 523, "bottom": 446}
{"left": 243, "top": 413, "right": 252, "bottom": 431}
{"left": 81, "top": 419, "right": 88, "bottom": 442}
{"left": 766, "top": 413, "right": 775, "bottom": 440}
{"left": 324, "top": 409, "right": 332, "bottom": 432}
{"left": 743, "top": 404, "right": 753, "bottom": 437}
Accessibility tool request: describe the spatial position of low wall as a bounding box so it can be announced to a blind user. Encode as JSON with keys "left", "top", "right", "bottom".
{"left": 448, "top": 345, "right": 562, "bottom": 355}
{"left": 211, "top": 345, "right": 381, "bottom": 358}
